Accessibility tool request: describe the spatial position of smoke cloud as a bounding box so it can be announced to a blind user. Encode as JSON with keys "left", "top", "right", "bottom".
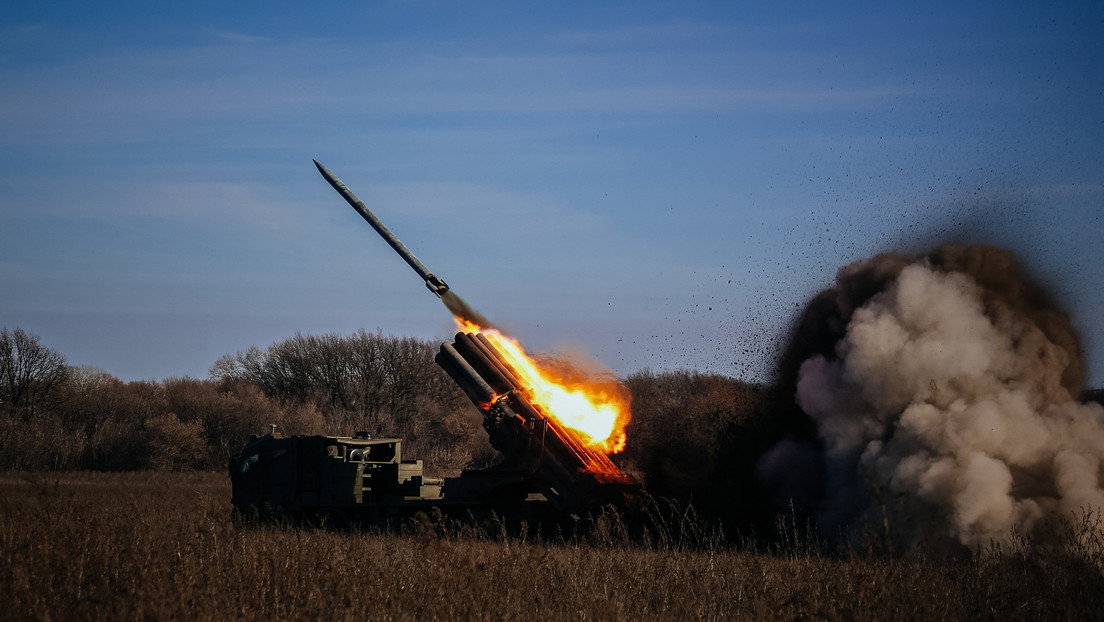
{"left": 764, "top": 244, "right": 1104, "bottom": 551}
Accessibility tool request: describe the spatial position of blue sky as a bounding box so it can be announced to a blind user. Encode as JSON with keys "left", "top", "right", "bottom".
{"left": 2, "top": 1, "right": 1102, "bottom": 387}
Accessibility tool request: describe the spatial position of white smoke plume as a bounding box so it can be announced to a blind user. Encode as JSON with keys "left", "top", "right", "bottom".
{"left": 786, "top": 244, "right": 1104, "bottom": 550}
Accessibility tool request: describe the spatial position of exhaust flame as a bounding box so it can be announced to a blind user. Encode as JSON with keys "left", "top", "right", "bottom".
{"left": 455, "top": 317, "right": 630, "bottom": 454}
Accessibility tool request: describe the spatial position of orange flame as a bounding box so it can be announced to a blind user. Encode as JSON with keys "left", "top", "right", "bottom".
{"left": 455, "top": 318, "right": 630, "bottom": 454}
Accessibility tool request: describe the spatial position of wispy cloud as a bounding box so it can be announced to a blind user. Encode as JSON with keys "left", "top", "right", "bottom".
{"left": 205, "top": 30, "right": 271, "bottom": 44}
{"left": 0, "top": 29, "right": 950, "bottom": 149}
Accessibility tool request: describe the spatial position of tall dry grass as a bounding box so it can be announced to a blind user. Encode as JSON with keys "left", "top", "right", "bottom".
{"left": 2, "top": 472, "right": 1102, "bottom": 620}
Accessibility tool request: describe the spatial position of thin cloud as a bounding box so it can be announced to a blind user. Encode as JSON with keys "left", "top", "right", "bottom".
{"left": 204, "top": 30, "right": 271, "bottom": 45}
{"left": 0, "top": 33, "right": 949, "bottom": 148}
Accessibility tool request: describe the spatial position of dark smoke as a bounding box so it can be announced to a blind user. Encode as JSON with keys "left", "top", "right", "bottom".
{"left": 760, "top": 243, "right": 1104, "bottom": 551}
{"left": 440, "top": 290, "right": 495, "bottom": 329}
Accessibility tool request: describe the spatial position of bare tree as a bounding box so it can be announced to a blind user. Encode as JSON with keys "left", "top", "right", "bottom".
{"left": 0, "top": 328, "right": 69, "bottom": 421}
{"left": 208, "top": 330, "right": 480, "bottom": 448}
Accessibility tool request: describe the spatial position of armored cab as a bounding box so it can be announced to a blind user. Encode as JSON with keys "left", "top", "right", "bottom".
{"left": 230, "top": 431, "right": 443, "bottom": 520}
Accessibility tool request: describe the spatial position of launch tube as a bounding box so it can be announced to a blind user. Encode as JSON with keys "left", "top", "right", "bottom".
{"left": 471, "top": 333, "right": 526, "bottom": 391}
{"left": 435, "top": 343, "right": 496, "bottom": 406}
{"left": 453, "top": 333, "right": 514, "bottom": 395}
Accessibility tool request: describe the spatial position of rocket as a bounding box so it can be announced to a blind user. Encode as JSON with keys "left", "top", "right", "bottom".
{"left": 313, "top": 159, "right": 450, "bottom": 298}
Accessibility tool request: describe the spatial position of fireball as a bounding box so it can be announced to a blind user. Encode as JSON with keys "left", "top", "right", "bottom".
{"left": 455, "top": 318, "right": 629, "bottom": 454}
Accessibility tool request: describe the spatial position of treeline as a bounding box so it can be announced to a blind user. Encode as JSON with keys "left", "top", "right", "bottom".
{"left": 208, "top": 329, "right": 491, "bottom": 473}
{"left": 0, "top": 326, "right": 779, "bottom": 507}
{"left": 0, "top": 328, "right": 488, "bottom": 474}
{"left": 621, "top": 370, "right": 788, "bottom": 528}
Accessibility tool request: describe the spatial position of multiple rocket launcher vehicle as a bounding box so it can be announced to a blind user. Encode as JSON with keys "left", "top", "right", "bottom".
{"left": 229, "top": 161, "right": 639, "bottom": 524}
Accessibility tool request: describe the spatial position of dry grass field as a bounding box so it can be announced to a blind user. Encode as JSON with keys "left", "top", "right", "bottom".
{"left": 2, "top": 472, "right": 1102, "bottom": 621}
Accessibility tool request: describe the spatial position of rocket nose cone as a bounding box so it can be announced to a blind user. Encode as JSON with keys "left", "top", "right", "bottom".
{"left": 313, "top": 160, "right": 340, "bottom": 185}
